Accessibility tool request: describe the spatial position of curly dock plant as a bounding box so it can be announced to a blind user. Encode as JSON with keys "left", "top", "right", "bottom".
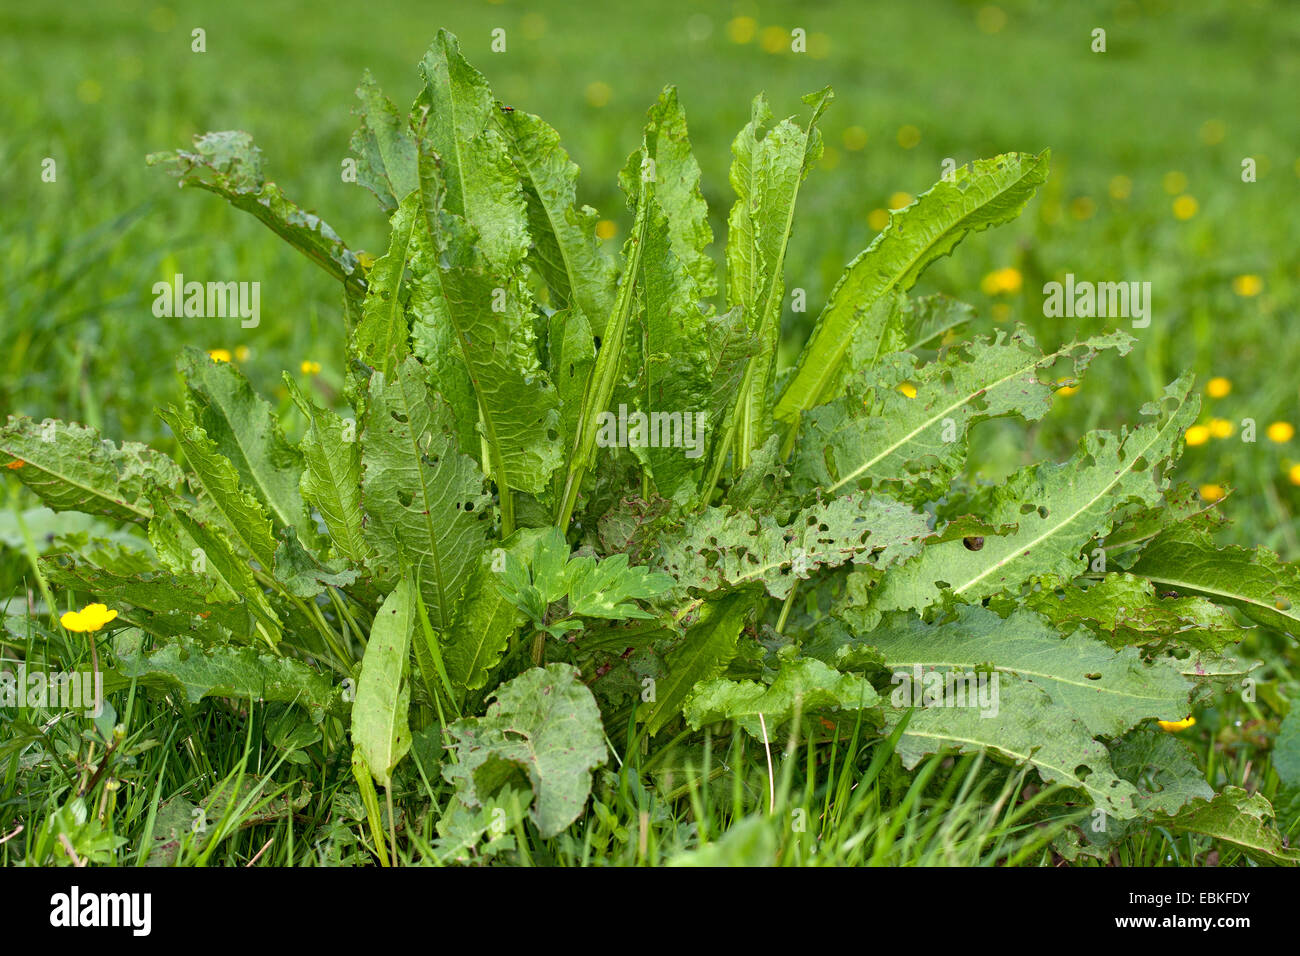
{"left": 6, "top": 30, "right": 1299, "bottom": 863}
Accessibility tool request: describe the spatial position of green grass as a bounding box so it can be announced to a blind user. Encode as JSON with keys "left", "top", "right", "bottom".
{"left": 3, "top": 0, "right": 1299, "bottom": 865}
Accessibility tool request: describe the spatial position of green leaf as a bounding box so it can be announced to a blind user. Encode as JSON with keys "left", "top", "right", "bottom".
{"left": 157, "top": 403, "right": 278, "bottom": 570}
{"left": 360, "top": 357, "right": 491, "bottom": 627}
{"left": 410, "top": 150, "right": 563, "bottom": 500}
{"left": 441, "top": 549, "right": 525, "bottom": 696}
{"left": 352, "top": 581, "right": 415, "bottom": 788}
{"left": 349, "top": 71, "right": 419, "bottom": 212}
{"left": 620, "top": 86, "right": 717, "bottom": 299}
{"left": 872, "top": 605, "right": 1193, "bottom": 739}
{"left": 495, "top": 107, "right": 615, "bottom": 323}
{"left": 1109, "top": 725, "right": 1213, "bottom": 817}
{"left": 1127, "top": 523, "right": 1300, "bottom": 636}
{"left": 1013, "top": 573, "right": 1243, "bottom": 651}
{"left": 351, "top": 191, "right": 418, "bottom": 377}
{"left": 684, "top": 658, "right": 879, "bottom": 741}
{"left": 147, "top": 131, "right": 363, "bottom": 291}
{"left": 146, "top": 490, "right": 281, "bottom": 638}
{"left": 285, "top": 376, "right": 368, "bottom": 565}
{"left": 177, "top": 348, "right": 315, "bottom": 545}
{"left": 642, "top": 591, "right": 755, "bottom": 736}
{"left": 1156, "top": 787, "right": 1300, "bottom": 863}
{"left": 272, "top": 528, "right": 359, "bottom": 599}
{"left": 885, "top": 677, "right": 1141, "bottom": 819}
{"left": 775, "top": 150, "right": 1050, "bottom": 421}
{"left": 720, "top": 88, "right": 831, "bottom": 468}
{"left": 0, "top": 416, "right": 186, "bottom": 523}
{"left": 875, "top": 374, "right": 1198, "bottom": 611}
{"left": 113, "top": 629, "right": 343, "bottom": 721}
{"left": 42, "top": 557, "right": 257, "bottom": 643}
{"left": 656, "top": 492, "right": 932, "bottom": 600}
{"left": 791, "top": 328, "right": 1133, "bottom": 499}
{"left": 442, "top": 663, "right": 607, "bottom": 837}
{"left": 414, "top": 29, "right": 529, "bottom": 271}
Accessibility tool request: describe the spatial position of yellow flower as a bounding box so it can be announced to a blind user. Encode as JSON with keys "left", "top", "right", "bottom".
{"left": 726, "top": 16, "right": 756, "bottom": 43}
{"left": 1173, "top": 194, "right": 1198, "bottom": 220}
{"left": 1158, "top": 716, "right": 1195, "bottom": 732}
{"left": 1267, "top": 422, "right": 1295, "bottom": 443}
{"left": 356, "top": 251, "right": 376, "bottom": 272}
{"left": 595, "top": 219, "right": 617, "bottom": 240}
{"left": 1206, "top": 376, "right": 1231, "bottom": 398}
{"left": 897, "top": 125, "right": 921, "bottom": 149}
{"left": 300, "top": 360, "right": 322, "bottom": 375}
{"left": 1208, "top": 418, "right": 1233, "bottom": 439}
{"left": 208, "top": 349, "right": 231, "bottom": 363}
{"left": 759, "top": 26, "right": 787, "bottom": 53}
{"left": 1199, "top": 483, "right": 1225, "bottom": 503}
{"left": 1232, "top": 274, "right": 1262, "bottom": 297}
{"left": 980, "top": 267, "right": 1023, "bottom": 296}
{"left": 1184, "top": 425, "right": 1211, "bottom": 446}
{"left": 898, "top": 382, "right": 917, "bottom": 399}
{"left": 1289, "top": 463, "right": 1300, "bottom": 486}
{"left": 888, "top": 191, "right": 913, "bottom": 211}
{"left": 1108, "top": 175, "right": 1132, "bottom": 200}
{"left": 1055, "top": 377, "right": 1079, "bottom": 397}
{"left": 234, "top": 345, "right": 251, "bottom": 362}
{"left": 867, "top": 208, "right": 891, "bottom": 232}
{"left": 60, "top": 603, "right": 118, "bottom": 633}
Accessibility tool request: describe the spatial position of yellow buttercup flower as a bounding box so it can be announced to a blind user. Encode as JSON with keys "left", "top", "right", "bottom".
{"left": 888, "top": 191, "right": 913, "bottom": 211}
{"left": 300, "top": 360, "right": 322, "bottom": 375}
{"left": 1158, "top": 716, "right": 1195, "bottom": 732}
{"left": 595, "top": 219, "right": 617, "bottom": 240}
{"left": 867, "top": 208, "right": 891, "bottom": 232}
{"left": 1199, "top": 483, "right": 1225, "bottom": 503}
{"left": 897, "top": 125, "right": 921, "bottom": 149}
{"left": 1289, "top": 463, "right": 1300, "bottom": 486}
{"left": 1184, "top": 425, "right": 1211, "bottom": 446}
{"left": 726, "top": 16, "right": 756, "bottom": 43}
{"left": 1173, "top": 194, "right": 1198, "bottom": 220}
{"left": 234, "top": 345, "right": 251, "bottom": 362}
{"left": 1055, "top": 377, "right": 1079, "bottom": 397}
{"left": 208, "top": 349, "right": 231, "bottom": 363}
{"left": 898, "top": 382, "right": 917, "bottom": 399}
{"left": 1206, "top": 376, "right": 1231, "bottom": 398}
{"left": 1267, "top": 422, "right": 1295, "bottom": 443}
{"left": 1208, "top": 418, "right": 1233, "bottom": 439}
{"left": 60, "top": 603, "right": 118, "bottom": 633}
{"left": 1232, "top": 274, "right": 1262, "bottom": 297}
{"left": 980, "top": 267, "right": 1023, "bottom": 296}
{"left": 759, "top": 26, "right": 787, "bottom": 53}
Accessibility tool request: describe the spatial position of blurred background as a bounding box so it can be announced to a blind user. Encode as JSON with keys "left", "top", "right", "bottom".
{"left": 2, "top": 0, "right": 1297, "bottom": 563}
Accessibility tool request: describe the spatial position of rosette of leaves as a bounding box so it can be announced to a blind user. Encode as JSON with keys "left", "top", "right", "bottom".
{"left": 5, "top": 29, "right": 1297, "bottom": 859}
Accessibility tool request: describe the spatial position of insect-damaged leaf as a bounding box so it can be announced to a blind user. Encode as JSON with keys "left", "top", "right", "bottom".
{"left": 360, "top": 357, "right": 491, "bottom": 628}
{"left": 443, "top": 663, "right": 606, "bottom": 837}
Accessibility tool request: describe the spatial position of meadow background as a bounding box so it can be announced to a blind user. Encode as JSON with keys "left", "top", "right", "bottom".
{"left": 1, "top": 0, "right": 1298, "bottom": 865}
